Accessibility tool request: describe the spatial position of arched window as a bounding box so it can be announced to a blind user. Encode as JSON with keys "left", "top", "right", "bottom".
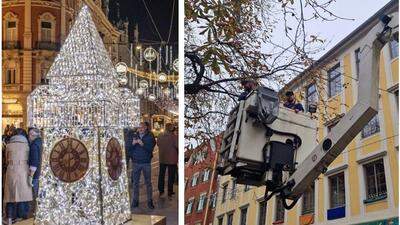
{"left": 3, "top": 12, "right": 18, "bottom": 42}
{"left": 38, "top": 13, "right": 56, "bottom": 42}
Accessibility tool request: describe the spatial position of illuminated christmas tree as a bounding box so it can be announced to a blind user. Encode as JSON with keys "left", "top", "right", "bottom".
{"left": 27, "top": 5, "right": 139, "bottom": 225}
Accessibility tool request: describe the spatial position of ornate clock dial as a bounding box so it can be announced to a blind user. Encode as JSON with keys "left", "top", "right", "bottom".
{"left": 106, "top": 138, "right": 123, "bottom": 180}
{"left": 50, "top": 137, "right": 89, "bottom": 183}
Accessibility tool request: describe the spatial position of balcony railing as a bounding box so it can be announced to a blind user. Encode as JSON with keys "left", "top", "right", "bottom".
{"left": 2, "top": 41, "right": 21, "bottom": 50}
{"left": 36, "top": 41, "right": 60, "bottom": 51}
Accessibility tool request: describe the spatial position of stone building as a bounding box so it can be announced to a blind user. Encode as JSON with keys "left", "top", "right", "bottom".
{"left": 213, "top": 1, "right": 398, "bottom": 225}
{"left": 2, "top": 0, "right": 130, "bottom": 129}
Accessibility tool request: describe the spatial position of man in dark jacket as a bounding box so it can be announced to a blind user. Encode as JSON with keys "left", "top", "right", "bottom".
{"left": 131, "top": 122, "right": 156, "bottom": 209}
{"left": 28, "top": 128, "right": 42, "bottom": 198}
{"left": 283, "top": 91, "right": 304, "bottom": 113}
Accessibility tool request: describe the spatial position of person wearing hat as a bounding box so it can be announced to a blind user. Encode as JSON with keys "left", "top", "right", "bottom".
{"left": 283, "top": 91, "right": 304, "bottom": 113}
{"left": 238, "top": 78, "right": 258, "bottom": 101}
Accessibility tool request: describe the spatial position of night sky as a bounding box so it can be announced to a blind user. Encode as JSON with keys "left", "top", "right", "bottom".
{"left": 109, "top": 0, "right": 178, "bottom": 46}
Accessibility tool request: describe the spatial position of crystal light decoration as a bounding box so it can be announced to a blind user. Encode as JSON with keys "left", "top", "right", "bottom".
{"left": 27, "top": 5, "right": 139, "bottom": 225}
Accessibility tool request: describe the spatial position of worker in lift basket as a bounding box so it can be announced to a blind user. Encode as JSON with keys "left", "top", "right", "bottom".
{"left": 238, "top": 78, "right": 258, "bottom": 101}
{"left": 283, "top": 91, "right": 304, "bottom": 113}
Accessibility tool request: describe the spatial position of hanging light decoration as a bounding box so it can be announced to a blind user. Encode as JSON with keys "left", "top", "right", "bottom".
{"left": 148, "top": 94, "right": 156, "bottom": 101}
{"left": 158, "top": 73, "right": 167, "bottom": 82}
{"left": 139, "top": 80, "right": 149, "bottom": 89}
{"left": 136, "top": 88, "right": 145, "bottom": 95}
{"left": 27, "top": 5, "right": 136, "bottom": 225}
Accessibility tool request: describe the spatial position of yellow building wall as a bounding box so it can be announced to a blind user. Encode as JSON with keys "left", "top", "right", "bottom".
{"left": 213, "top": 29, "right": 398, "bottom": 225}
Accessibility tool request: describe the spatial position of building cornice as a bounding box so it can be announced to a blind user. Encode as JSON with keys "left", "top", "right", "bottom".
{"left": 282, "top": 0, "right": 398, "bottom": 91}
{"left": 3, "top": 1, "right": 74, "bottom": 16}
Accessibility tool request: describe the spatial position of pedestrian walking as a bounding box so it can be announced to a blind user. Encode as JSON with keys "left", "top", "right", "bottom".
{"left": 3, "top": 128, "right": 33, "bottom": 224}
{"left": 157, "top": 123, "right": 178, "bottom": 197}
{"left": 130, "top": 122, "right": 156, "bottom": 209}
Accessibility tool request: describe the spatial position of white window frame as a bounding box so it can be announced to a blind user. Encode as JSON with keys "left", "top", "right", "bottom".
{"left": 363, "top": 158, "right": 387, "bottom": 201}
{"left": 192, "top": 172, "right": 199, "bottom": 187}
{"left": 203, "top": 169, "right": 210, "bottom": 182}
{"left": 361, "top": 114, "right": 380, "bottom": 138}
{"left": 329, "top": 172, "right": 346, "bottom": 208}
{"left": 186, "top": 198, "right": 194, "bottom": 214}
{"left": 306, "top": 83, "right": 318, "bottom": 110}
{"left": 3, "top": 12, "right": 18, "bottom": 42}
{"left": 38, "top": 13, "right": 56, "bottom": 43}
{"left": 197, "top": 193, "right": 207, "bottom": 211}
{"left": 327, "top": 63, "right": 342, "bottom": 97}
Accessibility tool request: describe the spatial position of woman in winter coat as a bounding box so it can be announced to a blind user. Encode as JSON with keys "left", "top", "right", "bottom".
{"left": 4, "top": 128, "right": 33, "bottom": 224}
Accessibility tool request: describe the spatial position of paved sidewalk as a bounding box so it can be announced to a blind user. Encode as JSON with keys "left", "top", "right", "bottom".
{"left": 128, "top": 147, "right": 179, "bottom": 225}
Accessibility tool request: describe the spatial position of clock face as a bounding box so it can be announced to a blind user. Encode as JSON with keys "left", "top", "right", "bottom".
{"left": 50, "top": 137, "right": 89, "bottom": 183}
{"left": 106, "top": 138, "right": 123, "bottom": 181}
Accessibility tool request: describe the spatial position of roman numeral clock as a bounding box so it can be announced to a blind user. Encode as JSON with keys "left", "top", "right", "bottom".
{"left": 27, "top": 5, "right": 139, "bottom": 225}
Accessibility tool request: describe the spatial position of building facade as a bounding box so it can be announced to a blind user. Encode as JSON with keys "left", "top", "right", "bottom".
{"left": 2, "top": 0, "right": 130, "bottom": 130}
{"left": 213, "top": 1, "right": 399, "bottom": 225}
{"left": 185, "top": 136, "right": 222, "bottom": 225}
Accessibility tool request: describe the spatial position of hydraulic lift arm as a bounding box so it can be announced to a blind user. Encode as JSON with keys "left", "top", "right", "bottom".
{"left": 281, "top": 13, "right": 398, "bottom": 202}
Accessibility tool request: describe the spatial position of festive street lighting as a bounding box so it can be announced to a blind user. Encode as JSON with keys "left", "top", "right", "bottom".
{"left": 158, "top": 73, "right": 167, "bottom": 82}
{"left": 27, "top": 5, "right": 137, "bottom": 225}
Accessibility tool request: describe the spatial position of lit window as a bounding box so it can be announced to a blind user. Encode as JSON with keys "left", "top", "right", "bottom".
{"left": 186, "top": 199, "right": 194, "bottom": 214}
{"left": 390, "top": 37, "right": 399, "bottom": 59}
{"left": 329, "top": 172, "right": 345, "bottom": 208}
{"left": 302, "top": 184, "right": 315, "bottom": 215}
{"left": 258, "top": 201, "right": 267, "bottom": 225}
{"left": 275, "top": 197, "right": 285, "bottom": 222}
{"left": 328, "top": 64, "right": 342, "bottom": 97}
{"left": 364, "top": 159, "right": 387, "bottom": 201}
{"left": 361, "top": 115, "right": 380, "bottom": 138}
{"left": 240, "top": 207, "right": 248, "bottom": 225}
{"left": 197, "top": 193, "right": 207, "bottom": 211}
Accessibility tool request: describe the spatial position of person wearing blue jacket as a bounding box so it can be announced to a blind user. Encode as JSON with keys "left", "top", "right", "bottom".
{"left": 28, "top": 128, "right": 42, "bottom": 198}
{"left": 130, "top": 122, "right": 156, "bottom": 209}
